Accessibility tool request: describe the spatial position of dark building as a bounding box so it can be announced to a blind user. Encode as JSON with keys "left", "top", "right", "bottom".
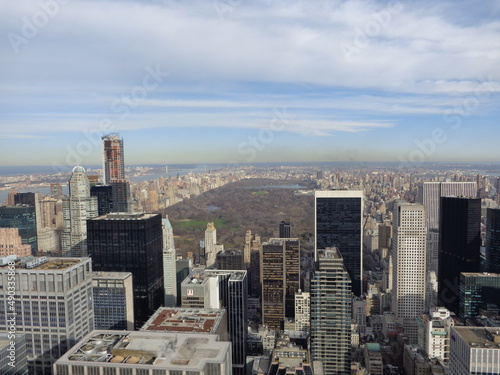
{"left": 215, "top": 249, "right": 244, "bottom": 270}
{"left": 110, "top": 180, "right": 130, "bottom": 213}
{"left": 0, "top": 205, "right": 37, "bottom": 255}
{"left": 310, "top": 248, "right": 352, "bottom": 375}
{"left": 13, "top": 192, "right": 36, "bottom": 206}
{"left": 176, "top": 258, "right": 192, "bottom": 306}
{"left": 279, "top": 220, "right": 291, "bottom": 238}
{"left": 438, "top": 197, "right": 481, "bottom": 315}
{"left": 261, "top": 238, "right": 300, "bottom": 329}
{"left": 90, "top": 184, "right": 113, "bottom": 215}
{"left": 315, "top": 190, "right": 363, "bottom": 296}
{"left": 486, "top": 208, "right": 500, "bottom": 274}
{"left": 102, "top": 134, "right": 125, "bottom": 184}
{"left": 459, "top": 272, "right": 500, "bottom": 320}
{"left": 87, "top": 212, "right": 164, "bottom": 329}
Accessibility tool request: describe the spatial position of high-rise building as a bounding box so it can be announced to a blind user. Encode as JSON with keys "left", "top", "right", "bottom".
{"left": 261, "top": 238, "right": 300, "bottom": 329}
{"left": 438, "top": 197, "right": 481, "bottom": 315}
{"left": 459, "top": 272, "right": 500, "bottom": 320}
{"left": 216, "top": 249, "right": 244, "bottom": 270}
{"left": 294, "top": 290, "right": 310, "bottom": 332}
{"left": 162, "top": 217, "right": 177, "bottom": 307}
{"left": 90, "top": 184, "right": 113, "bottom": 215}
{"left": 417, "top": 181, "right": 477, "bottom": 230}
{"left": 102, "top": 133, "right": 125, "bottom": 184}
{"left": 176, "top": 257, "right": 192, "bottom": 306}
{"left": 50, "top": 183, "right": 63, "bottom": 197}
{"left": 205, "top": 222, "right": 218, "bottom": 267}
{"left": 279, "top": 220, "right": 291, "bottom": 238}
{"left": 13, "top": 192, "right": 36, "bottom": 206}
{"left": 61, "top": 166, "right": 98, "bottom": 257}
{"left": 0, "top": 205, "right": 37, "bottom": 255}
{"left": 364, "top": 343, "right": 383, "bottom": 375}
{"left": 0, "top": 228, "right": 31, "bottom": 257}
{"left": 91, "top": 271, "right": 134, "bottom": 330}
{"left": 416, "top": 307, "right": 453, "bottom": 362}
{"left": 486, "top": 208, "right": 500, "bottom": 274}
{"left": 181, "top": 269, "right": 247, "bottom": 375}
{"left": 53, "top": 331, "right": 232, "bottom": 375}
{"left": 87, "top": 212, "right": 164, "bottom": 329}
{"left": 310, "top": 248, "right": 352, "bottom": 375}
{"left": 392, "top": 202, "right": 426, "bottom": 343}
{"left": 0, "top": 256, "right": 94, "bottom": 375}
{"left": 109, "top": 180, "right": 130, "bottom": 213}
{"left": 315, "top": 190, "right": 364, "bottom": 296}
{"left": 0, "top": 333, "right": 28, "bottom": 375}
{"left": 449, "top": 326, "right": 500, "bottom": 375}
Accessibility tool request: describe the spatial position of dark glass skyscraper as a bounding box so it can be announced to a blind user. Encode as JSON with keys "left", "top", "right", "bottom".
{"left": 279, "top": 220, "right": 291, "bottom": 238}
{"left": 87, "top": 212, "right": 164, "bottom": 329}
{"left": 486, "top": 208, "right": 500, "bottom": 273}
{"left": 315, "top": 190, "right": 363, "bottom": 296}
{"left": 90, "top": 184, "right": 113, "bottom": 216}
{"left": 438, "top": 197, "right": 481, "bottom": 315}
{"left": 0, "top": 205, "right": 37, "bottom": 255}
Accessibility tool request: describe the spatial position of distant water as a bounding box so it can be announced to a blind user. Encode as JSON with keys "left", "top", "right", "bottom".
{"left": 0, "top": 186, "right": 68, "bottom": 204}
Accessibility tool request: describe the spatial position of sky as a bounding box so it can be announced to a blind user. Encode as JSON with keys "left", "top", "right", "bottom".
{"left": 1, "top": 0, "right": 500, "bottom": 168}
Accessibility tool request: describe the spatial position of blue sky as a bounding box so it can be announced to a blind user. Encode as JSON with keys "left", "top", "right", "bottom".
{"left": 1, "top": 0, "right": 500, "bottom": 167}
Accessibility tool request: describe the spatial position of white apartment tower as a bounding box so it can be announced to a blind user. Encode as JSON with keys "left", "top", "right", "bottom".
{"left": 392, "top": 202, "right": 427, "bottom": 343}
{"left": 295, "top": 290, "right": 310, "bottom": 332}
{"left": 61, "top": 166, "right": 98, "bottom": 257}
{"left": 205, "top": 222, "right": 218, "bottom": 268}
{"left": 162, "top": 216, "right": 177, "bottom": 307}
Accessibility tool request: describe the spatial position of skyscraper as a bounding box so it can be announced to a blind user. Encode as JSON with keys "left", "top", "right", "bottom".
{"left": 0, "top": 256, "right": 94, "bottom": 374}
{"left": 459, "top": 272, "right": 500, "bottom": 320}
{"left": 162, "top": 216, "right": 177, "bottom": 307}
{"left": 392, "top": 202, "right": 427, "bottom": 343}
{"left": 205, "top": 222, "right": 220, "bottom": 268}
{"left": 438, "top": 197, "right": 481, "bottom": 315}
{"left": 90, "top": 184, "right": 113, "bottom": 215}
{"left": 261, "top": 238, "right": 300, "bottom": 329}
{"left": 102, "top": 134, "right": 130, "bottom": 212}
{"left": 61, "top": 166, "right": 98, "bottom": 257}
{"left": 315, "top": 190, "right": 364, "bottom": 296}
{"left": 279, "top": 220, "right": 291, "bottom": 238}
{"left": 310, "top": 248, "right": 352, "bottom": 375}
{"left": 87, "top": 212, "right": 164, "bottom": 329}
{"left": 486, "top": 208, "right": 500, "bottom": 273}
{"left": 102, "top": 133, "right": 125, "bottom": 184}
{"left": 0, "top": 205, "right": 37, "bottom": 255}
{"left": 416, "top": 181, "right": 477, "bottom": 230}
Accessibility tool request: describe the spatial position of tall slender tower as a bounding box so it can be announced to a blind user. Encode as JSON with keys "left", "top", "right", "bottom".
{"left": 315, "top": 190, "right": 364, "bottom": 296}
{"left": 205, "top": 222, "right": 217, "bottom": 267}
{"left": 392, "top": 202, "right": 427, "bottom": 343}
{"left": 61, "top": 166, "right": 98, "bottom": 257}
{"left": 486, "top": 208, "right": 500, "bottom": 273}
{"left": 162, "top": 216, "right": 177, "bottom": 307}
{"left": 102, "top": 134, "right": 129, "bottom": 212}
{"left": 310, "top": 248, "right": 352, "bottom": 375}
{"left": 438, "top": 197, "right": 481, "bottom": 314}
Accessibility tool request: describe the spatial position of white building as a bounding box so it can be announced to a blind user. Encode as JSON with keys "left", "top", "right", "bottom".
{"left": 205, "top": 222, "right": 218, "bottom": 267}
{"left": 392, "top": 202, "right": 427, "bottom": 343}
{"left": 53, "top": 330, "right": 232, "bottom": 375}
{"left": 294, "top": 290, "right": 310, "bottom": 332}
{"left": 449, "top": 326, "right": 500, "bottom": 375}
{"left": 162, "top": 216, "right": 177, "bottom": 307}
{"left": 0, "top": 256, "right": 94, "bottom": 375}
{"left": 61, "top": 166, "right": 98, "bottom": 257}
{"left": 417, "top": 307, "right": 453, "bottom": 362}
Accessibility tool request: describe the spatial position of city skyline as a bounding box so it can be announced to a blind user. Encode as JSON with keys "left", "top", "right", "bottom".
{"left": 1, "top": 0, "right": 500, "bottom": 167}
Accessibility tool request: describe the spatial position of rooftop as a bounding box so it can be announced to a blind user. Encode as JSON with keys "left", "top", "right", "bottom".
{"left": 55, "top": 330, "right": 230, "bottom": 370}
{"left": 93, "top": 212, "right": 158, "bottom": 221}
{"left": 91, "top": 271, "right": 133, "bottom": 280}
{"left": 184, "top": 269, "right": 247, "bottom": 285}
{"left": 453, "top": 327, "right": 500, "bottom": 349}
{"left": 140, "top": 308, "right": 225, "bottom": 334}
{"left": 0, "top": 256, "right": 84, "bottom": 271}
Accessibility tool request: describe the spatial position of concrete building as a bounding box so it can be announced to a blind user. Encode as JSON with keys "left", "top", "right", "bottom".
{"left": 53, "top": 330, "right": 232, "bottom": 375}
{"left": 310, "top": 248, "right": 351, "bottom": 375}
{"left": 61, "top": 166, "right": 98, "bottom": 257}
{"left": 176, "top": 258, "right": 192, "bottom": 306}
{"left": 0, "top": 228, "right": 31, "bottom": 257}
{"left": 403, "top": 345, "right": 430, "bottom": 375}
{"left": 267, "top": 341, "right": 313, "bottom": 375}
{"left": 102, "top": 134, "right": 130, "bottom": 212}
{"left": 364, "top": 343, "right": 383, "bottom": 375}
{"left": 163, "top": 217, "right": 177, "bottom": 307}
{"left": 0, "top": 333, "right": 28, "bottom": 375}
{"left": 315, "top": 190, "right": 364, "bottom": 296}
{"left": 294, "top": 290, "right": 310, "bottom": 332}
{"left": 416, "top": 307, "right": 453, "bottom": 362}
{"left": 92, "top": 272, "right": 134, "bottom": 331}
{"left": 216, "top": 249, "right": 244, "bottom": 271}
{"left": 392, "top": 202, "right": 427, "bottom": 343}
{"left": 0, "top": 256, "right": 94, "bottom": 374}
{"left": 449, "top": 326, "right": 500, "bottom": 375}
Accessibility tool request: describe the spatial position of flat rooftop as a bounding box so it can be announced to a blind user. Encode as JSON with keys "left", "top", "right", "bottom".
{"left": 91, "top": 271, "right": 132, "bottom": 280}
{"left": 184, "top": 269, "right": 247, "bottom": 285}
{"left": 140, "top": 308, "right": 225, "bottom": 333}
{"left": 454, "top": 327, "right": 500, "bottom": 349}
{"left": 92, "top": 212, "right": 158, "bottom": 221}
{"left": 0, "top": 256, "right": 83, "bottom": 271}
{"left": 55, "top": 330, "right": 230, "bottom": 370}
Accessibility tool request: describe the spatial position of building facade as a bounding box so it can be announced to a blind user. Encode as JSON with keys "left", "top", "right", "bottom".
{"left": 315, "top": 190, "right": 364, "bottom": 296}
{"left": 162, "top": 217, "right": 177, "bottom": 307}
{"left": 486, "top": 208, "right": 500, "bottom": 274}
{"left": 87, "top": 212, "right": 164, "bottom": 329}
{"left": 0, "top": 205, "right": 37, "bottom": 255}
{"left": 459, "top": 272, "right": 500, "bottom": 320}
